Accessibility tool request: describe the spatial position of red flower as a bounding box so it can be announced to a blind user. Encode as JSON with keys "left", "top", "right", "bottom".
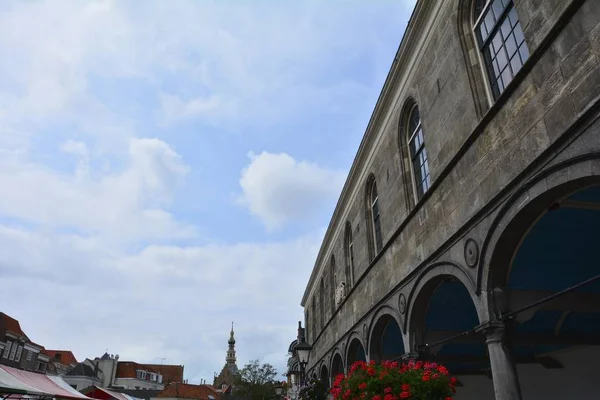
{"left": 422, "top": 374, "right": 430, "bottom": 382}
{"left": 359, "top": 383, "right": 367, "bottom": 390}
{"left": 384, "top": 394, "right": 394, "bottom": 400}
{"left": 371, "top": 395, "right": 381, "bottom": 400}
{"left": 384, "top": 387, "right": 392, "bottom": 394}
{"left": 401, "top": 384, "right": 410, "bottom": 392}
{"left": 399, "top": 391, "right": 410, "bottom": 399}
{"left": 367, "top": 367, "right": 376, "bottom": 376}
{"left": 450, "top": 377, "right": 457, "bottom": 386}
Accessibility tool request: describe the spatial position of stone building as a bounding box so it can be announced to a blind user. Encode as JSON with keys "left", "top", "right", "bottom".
{"left": 213, "top": 324, "right": 239, "bottom": 391}
{"left": 299, "top": 0, "right": 600, "bottom": 399}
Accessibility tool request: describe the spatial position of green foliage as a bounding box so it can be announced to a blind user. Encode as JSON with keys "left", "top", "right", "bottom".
{"left": 331, "top": 360, "right": 457, "bottom": 400}
{"left": 234, "top": 360, "right": 280, "bottom": 400}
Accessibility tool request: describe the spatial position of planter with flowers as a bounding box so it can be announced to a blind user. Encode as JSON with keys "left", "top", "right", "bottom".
{"left": 331, "top": 360, "right": 457, "bottom": 400}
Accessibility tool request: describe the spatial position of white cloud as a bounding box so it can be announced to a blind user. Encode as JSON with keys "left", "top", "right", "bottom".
{"left": 0, "top": 224, "right": 321, "bottom": 381}
{"left": 239, "top": 152, "right": 346, "bottom": 230}
{"left": 0, "top": 0, "right": 417, "bottom": 384}
{"left": 0, "top": 137, "right": 192, "bottom": 243}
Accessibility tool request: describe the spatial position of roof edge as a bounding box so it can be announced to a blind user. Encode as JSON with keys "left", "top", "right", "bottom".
{"left": 301, "top": 0, "right": 434, "bottom": 306}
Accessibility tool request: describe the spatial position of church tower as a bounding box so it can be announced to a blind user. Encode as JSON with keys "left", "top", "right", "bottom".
{"left": 213, "top": 322, "right": 240, "bottom": 390}
{"left": 226, "top": 322, "right": 237, "bottom": 366}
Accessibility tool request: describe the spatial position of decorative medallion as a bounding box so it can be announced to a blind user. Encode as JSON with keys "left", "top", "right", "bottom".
{"left": 398, "top": 293, "right": 407, "bottom": 315}
{"left": 464, "top": 238, "right": 479, "bottom": 268}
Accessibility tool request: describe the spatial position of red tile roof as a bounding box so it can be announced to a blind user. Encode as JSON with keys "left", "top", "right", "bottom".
{"left": 43, "top": 350, "right": 78, "bottom": 366}
{"left": 0, "top": 312, "right": 27, "bottom": 337}
{"left": 156, "top": 383, "right": 220, "bottom": 400}
{"left": 141, "top": 364, "right": 184, "bottom": 384}
{"left": 115, "top": 362, "right": 158, "bottom": 378}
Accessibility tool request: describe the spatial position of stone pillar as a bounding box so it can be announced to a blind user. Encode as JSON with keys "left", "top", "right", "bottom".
{"left": 477, "top": 321, "right": 522, "bottom": 400}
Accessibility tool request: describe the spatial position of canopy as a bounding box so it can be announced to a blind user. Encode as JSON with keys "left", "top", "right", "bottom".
{"left": 0, "top": 366, "right": 92, "bottom": 400}
{"left": 85, "top": 386, "right": 142, "bottom": 400}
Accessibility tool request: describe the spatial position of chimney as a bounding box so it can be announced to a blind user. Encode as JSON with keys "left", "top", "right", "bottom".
{"left": 297, "top": 321, "right": 305, "bottom": 342}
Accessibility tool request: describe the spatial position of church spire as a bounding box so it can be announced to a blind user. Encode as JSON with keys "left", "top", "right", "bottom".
{"left": 226, "top": 322, "right": 236, "bottom": 365}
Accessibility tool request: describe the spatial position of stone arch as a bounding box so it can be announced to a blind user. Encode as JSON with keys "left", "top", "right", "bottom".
{"left": 346, "top": 335, "right": 367, "bottom": 368}
{"left": 406, "top": 261, "right": 482, "bottom": 334}
{"left": 477, "top": 157, "right": 600, "bottom": 398}
{"left": 319, "top": 363, "right": 329, "bottom": 388}
{"left": 330, "top": 351, "right": 344, "bottom": 381}
{"left": 406, "top": 262, "right": 488, "bottom": 379}
{"left": 479, "top": 153, "right": 600, "bottom": 294}
{"left": 368, "top": 306, "right": 406, "bottom": 362}
{"left": 456, "top": 0, "right": 491, "bottom": 118}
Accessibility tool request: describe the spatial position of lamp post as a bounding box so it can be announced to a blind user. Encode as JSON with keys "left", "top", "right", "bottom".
{"left": 295, "top": 339, "right": 312, "bottom": 384}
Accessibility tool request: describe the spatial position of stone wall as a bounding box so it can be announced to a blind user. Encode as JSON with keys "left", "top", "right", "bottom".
{"left": 301, "top": 0, "right": 600, "bottom": 375}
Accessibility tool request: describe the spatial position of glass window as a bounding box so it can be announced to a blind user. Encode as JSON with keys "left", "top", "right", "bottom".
{"left": 474, "top": 0, "right": 529, "bottom": 99}
{"left": 370, "top": 182, "right": 383, "bottom": 253}
{"left": 345, "top": 223, "right": 355, "bottom": 287}
{"left": 407, "top": 105, "right": 431, "bottom": 199}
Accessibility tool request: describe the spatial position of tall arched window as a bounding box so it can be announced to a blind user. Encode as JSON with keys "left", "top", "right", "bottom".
{"left": 344, "top": 222, "right": 355, "bottom": 287}
{"left": 474, "top": 0, "right": 529, "bottom": 100}
{"left": 310, "top": 300, "right": 316, "bottom": 343}
{"left": 407, "top": 105, "right": 430, "bottom": 199}
{"left": 329, "top": 255, "right": 336, "bottom": 313}
{"left": 319, "top": 278, "right": 325, "bottom": 330}
{"left": 367, "top": 178, "right": 383, "bottom": 256}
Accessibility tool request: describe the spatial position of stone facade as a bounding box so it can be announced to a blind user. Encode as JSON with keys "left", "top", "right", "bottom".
{"left": 300, "top": 0, "right": 600, "bottom": 399}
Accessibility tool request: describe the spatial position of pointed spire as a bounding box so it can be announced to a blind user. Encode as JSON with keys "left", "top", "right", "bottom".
{"left": 226, "top": 323, "right": 237, "bottom": 366}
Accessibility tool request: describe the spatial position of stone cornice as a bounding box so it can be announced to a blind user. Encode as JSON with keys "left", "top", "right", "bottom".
{"left": 301, "top": 0, "right": 438, "bottom": 306}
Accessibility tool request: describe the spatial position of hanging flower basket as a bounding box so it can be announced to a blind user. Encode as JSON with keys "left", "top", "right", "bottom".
{"left": 331, "top": 360, "right": 457, "bottom": 400}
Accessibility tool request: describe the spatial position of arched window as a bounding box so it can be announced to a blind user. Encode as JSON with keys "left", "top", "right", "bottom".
{"left": 407, "top": 105, "right": 430, "bottom": 199}
{"left": 474, "top": 0, "right": 529, "bottom": 100}
{"left": 344, "top": 222, "right": 355, "bottom": 287}
{"left": 368, "top": 179, "right": 383, "bottom": 255}
{"left": 310, "top": 300, "right": 316, "bottom": 343}
{"left": 329, "top": 255, "right": 336, "bottom": 313}
{"left": 319, "top": 278, "right": 325, "bottom": 330}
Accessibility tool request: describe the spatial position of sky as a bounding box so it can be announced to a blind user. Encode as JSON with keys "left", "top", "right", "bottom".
{"left": 0, "top": 0, "right": 416, "bottom": 384}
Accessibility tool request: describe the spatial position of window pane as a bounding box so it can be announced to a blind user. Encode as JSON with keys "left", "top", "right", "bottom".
{"left": 484, "top": 10, "right": 496, "bottom": 32}
{"left": 513, "top": 23, "right": 525, "bottom": 46}
{"left": 519, "top": 43, "right": 529, "bottom": 62}
{"left": 501, "top": 18, "right": 512, "bottom": 38}
{"left": 497, "top": 47, "right": 508, "bottom": 71}
{"left": 510, "top": 53, "right": 523, "bottom": 74}
{"left": 492, "top": 33, "right": 503, "bottom": 55}
{"left": 508, "top": 7, "right": 519, "bottom": 27}
{"left": 505, "top": 33, "right": 518, "bottom": 57}
{"left": 502, "top": 66, "right": 513, "bottom": 86}
{"left": 492, "top": 0, "right": 504, "bottom": 19}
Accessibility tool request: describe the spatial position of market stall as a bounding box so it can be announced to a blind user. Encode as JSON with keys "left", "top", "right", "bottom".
{"left": 0, "top": 365, "right": 92, "bottom": 400}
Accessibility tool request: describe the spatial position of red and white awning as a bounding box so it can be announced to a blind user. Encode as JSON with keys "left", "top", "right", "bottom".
{"left": 0, "top": 365, "right": 92, "bottom": 400}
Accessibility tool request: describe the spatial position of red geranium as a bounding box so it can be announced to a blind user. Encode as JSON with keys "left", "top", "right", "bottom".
{"left": 330, "top": 360, "right": 456, "bottom": 400}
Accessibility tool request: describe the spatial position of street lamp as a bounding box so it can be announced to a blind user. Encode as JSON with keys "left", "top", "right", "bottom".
{"left": 275, "top": 385, "right": 284, "bottom": 396}
{"left": 295, "top": 339, "right": 312, "bottom": 383}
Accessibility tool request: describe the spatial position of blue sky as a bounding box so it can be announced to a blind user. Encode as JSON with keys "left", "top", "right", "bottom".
{"left": 0, "top": 0, "right": 415, "bottom": 383}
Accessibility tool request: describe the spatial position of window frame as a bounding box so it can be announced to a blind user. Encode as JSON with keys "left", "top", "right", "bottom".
{"left": 344, "top": 222, "right": 355, "bottom": 287}
{"left": 329, "top": 255, "right": 336, "bottom": 313}
{"left": 406, "top": 104, "right": 431, "bottom": 201}
{"left": 369, "top": 182, "right": 383, "bottom": 254}
{"left": 472, "top": 0, "right": 529, "bottom": 101}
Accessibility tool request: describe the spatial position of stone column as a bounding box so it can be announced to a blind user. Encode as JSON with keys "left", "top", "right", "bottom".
{"left": 477, "top": 321, "right": 522, "bottom": 400}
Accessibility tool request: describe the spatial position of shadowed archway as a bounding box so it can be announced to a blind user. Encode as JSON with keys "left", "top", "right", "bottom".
{"left": 485, "top": 180, "right": 600, "bottom": 398}
{"left": 330, "top": 353, "right": 344, "bottom": 382}
{"left": 369, "top": 314, "right": 405, "bottom": 362}
{"left": 319, "top": 364, "right": 329, "bottom": 389}
{"left": 346, "top": 338, "right": 367, "bottom": 367}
